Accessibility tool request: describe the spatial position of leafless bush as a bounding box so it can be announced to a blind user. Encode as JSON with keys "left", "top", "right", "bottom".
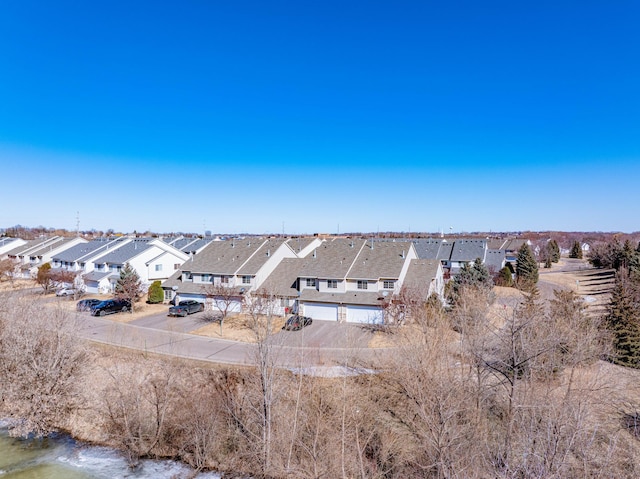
{"left": 0, "top": 293, "right": 88, "bottom": 437}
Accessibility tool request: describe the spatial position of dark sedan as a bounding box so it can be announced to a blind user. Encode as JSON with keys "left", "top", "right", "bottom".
{"left": 76, "top": 298, "right": 101, "bottom": 312}
{"left": 282, "top": 315, "right": 312, "bottom": 331}
{"left": 90, "top": 299, "right": 131, "bottom": 316}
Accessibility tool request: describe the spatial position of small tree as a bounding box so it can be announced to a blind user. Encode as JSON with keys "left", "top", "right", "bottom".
{"left": 495, "top": 265, "right": 514, "bottom": 287}
{"left": 202, "top": 283, "right": 245, "bottom": 336}
{"left": 147, "top": 280, "right": 164, "bottom": 304}
{"left": 0, "top": 258, "right": 17, "bottom": 284}
{"left": 114, "top": 263, "right": 143, "bottom": 312}
{"left": 516, "top": 243, "right": 538, "bottom": 292}
{"left": 447, "top": 258, "right": 493, "bottom": 308}
{"left": 36, "top": 262, "right": 53, "bottom": 294}
{"left": 569, "top": 240, "right": 583, "bottom": 259}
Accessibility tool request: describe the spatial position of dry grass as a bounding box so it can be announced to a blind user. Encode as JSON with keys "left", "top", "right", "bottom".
{"left": 52, "top": 294, "right": 169, "bottom": 322}
{"left": 0, "top": 279, "right": 34, "bottom": 291}
{"left": 190, "top": 313, "right": 288, "bottom": 343}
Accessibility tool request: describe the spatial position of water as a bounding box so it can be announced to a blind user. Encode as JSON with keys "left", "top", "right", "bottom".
{"left": 0, "top": 427, "right": 221, "bottom": 479}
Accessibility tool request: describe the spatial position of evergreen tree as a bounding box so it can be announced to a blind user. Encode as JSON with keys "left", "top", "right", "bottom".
{"left": 448, "top": 258, "right": 493, "bottom": 306}
{"left": 549, "top": 239, "right": 560, "bottom": 263}
{"left": 147, "top": 280, "right": 164, "bottom": 304}
{"left": 114, "top": 263, "right": 143, "bottom": 312}
{"left": 496, "top": 265, "right": 514, "bottom": 287}
{"left": 605, "top": 269, "right": 640, "bottom": 368}
{"left": 569, "top": 240, "right": 583, "bottom": 259}
{"left": 516, "top": 243, "right": 538, "bottom": 292}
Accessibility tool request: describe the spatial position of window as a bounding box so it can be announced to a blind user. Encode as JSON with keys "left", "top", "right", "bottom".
{"left": 201, "top": 274, "right": 212, "bottom": 283}
{"left": 174, "top": 263, "right": 180, "bottom": 270}
{"left": 357, "top": 280, "right": 368, "bottom": 290}
{"left": 155, "top": 264, "right": 163, "bottom": 272}
{"left": 383, "top": 280, "right": 395, "bottom": 289}
{"left": 306, "top": 278, "right": 316, "bottom": 287}
{"left": 221, "top": 276, "right": 229, "bottom": 284}
{"left": 327, "top": 279, "right": 338, "bottom": 289}
{"left": 242, "top": 276, "right": 251, "bottom": 284}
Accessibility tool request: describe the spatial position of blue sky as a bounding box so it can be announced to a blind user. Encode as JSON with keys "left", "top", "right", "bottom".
{"left": 1, "top": 1, "right": 638, "bottom": 235}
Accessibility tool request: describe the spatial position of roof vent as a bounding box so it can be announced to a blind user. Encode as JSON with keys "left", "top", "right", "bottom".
{"left": 313, "top": 250, "right": 317, "bottom": 258}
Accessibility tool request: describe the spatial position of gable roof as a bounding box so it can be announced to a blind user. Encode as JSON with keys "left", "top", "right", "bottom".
{"left": 258, "top": 258, "right": 304, "bottom": 297}
{"left": 95, "top": 238, "right": 153, "bottom": 265}
{"left": 237, "top": 238, "right": 287, "bottom": 275}
{"left": 5, "top": 236, "right": 63, "bottom": 258}
{"left": 449, "top": 239, "right": 487, "bottom": 262}
{"left": 403, "top": 259, "right": 441, "bottom": 291}
{"left": 53, "top": 238, "right": 122, "bottom": 263}
{"left": 27, "top": 237, "right": 84, "bottom": 259}
{"left": 299, "top": 238, "right": 366, "bottom": 279}
{"left": 185, "top": 238, "right": 268, "bottom": 275}
{"left": 347, "top": 241, "right": 412, "bottom": 280}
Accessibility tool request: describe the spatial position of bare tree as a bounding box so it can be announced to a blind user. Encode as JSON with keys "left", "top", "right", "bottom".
{"left": 0, "top": 258, "right": 18, "bottom": 284}
{"left": 0, "top": 294, "right": 88, "bottom": 437}
{"left": 202, "top": 282, "right": 245, "bottom": 336}
{"left": 100, "top": 357, "right": 181, "bottom": 467}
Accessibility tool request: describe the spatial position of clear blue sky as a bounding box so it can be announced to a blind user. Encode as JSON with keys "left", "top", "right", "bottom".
{"left": 1, "top": 1, "right": 638, "bottom": 235}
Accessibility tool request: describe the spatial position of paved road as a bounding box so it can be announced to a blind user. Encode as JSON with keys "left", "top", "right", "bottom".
{"left": 75, "top": 311, "right": 385, "bottom": 368}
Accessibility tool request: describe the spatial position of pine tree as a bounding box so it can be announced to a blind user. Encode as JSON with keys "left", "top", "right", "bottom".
{"left": 448, "top": 258, "right": 493, "bottom": 306}
{"left": 605, "top": 269, "right": 640, "bottom": 368}
{"left": 115, "top": 263, "right": 143, "bottom": 312}
{"left": 147, "top": 280, "right": 164, "bottom": 304}
{"left": 516, "top": 243, "right": 538, "bottom": 292}
{"left": 549, "top": 239, "right": 560, "bottom": 263}
{"left": 569, "top": 240, "right": 583, "bottom": 259}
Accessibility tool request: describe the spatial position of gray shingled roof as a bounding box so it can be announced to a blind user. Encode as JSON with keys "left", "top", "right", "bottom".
{"left": 403, "top": 259, "right": 441, "bottom": 291}
{"left": 258, "top": 258, "right": 304, "bottom": 297}
{"left": 299, "top": 288, "right": 382, "bottom": 306}
{"left": 96, "top": 239, "right": 153, "bottom": 265}
{"left": 347, "top": 241, "right": 412, "bottom": 280}
{"left": 412, "top": 238, "right": 444, "bottom": 259}
{"left": 237, "top": 238, "right": 287, "bottom": 275}
{"left": 286, "top": 237, "right": 317, "bottom": 255}
{"left": 437, "top": 242, "right": 454, "bottom": 261}
{"left": 53, "top": 239, "right": 115, "bottom": 262}
{"left": 449, "top": 239, "right": 487, "bottom": 262}
{"left": 5, "top": 237, "right": 62, "bottom": 257}
{"left": 484, "top": 249, "right": 506, "bottom": 273}
{"left": 184, "top": 239, "right": 268, "bottom": 275}
{"left": 27, "top": 237, "right": 79, "bottom": 258}
{"left": 299, "top": 238, "right": 366, "bottom": 279}
{"left": 83, "top": 271, "right": 117, "bottom": 282}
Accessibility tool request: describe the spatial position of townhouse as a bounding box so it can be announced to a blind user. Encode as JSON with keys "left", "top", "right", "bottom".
{"left": 162, "top": 237, "right": 322, "bottom": 312}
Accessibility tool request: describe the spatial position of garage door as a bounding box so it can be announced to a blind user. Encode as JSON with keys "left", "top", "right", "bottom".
{"left": 208, "top": 297, "right": 243, "bottom": 314}
{"left": 303, "top": 302, "right": 338, "bottom": 321}
{"left": 346, "top": 305, "right": 383, "bottom": 324}
{"left": 178, "top": 293, "right": 205, "bottom": 304}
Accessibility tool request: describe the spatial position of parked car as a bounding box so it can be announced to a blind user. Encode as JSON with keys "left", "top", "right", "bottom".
{"left": 282, "top": 315, "right": 312, "bottom": 331}
{"left": 56, "top": 287, "right": 80, "bottom": 297}
{"left": 90, "top": 299, "right": 131, "bottom": 316}
{"left": 76, "top": 298, "right": 101, "bottom": 312}
{"left": 168, "top": 300, "right": 204, "bottom": 317}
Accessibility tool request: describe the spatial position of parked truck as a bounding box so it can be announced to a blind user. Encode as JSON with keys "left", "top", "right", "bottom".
{"left": 168, "top": 300, "right": 204, "bottom": 317}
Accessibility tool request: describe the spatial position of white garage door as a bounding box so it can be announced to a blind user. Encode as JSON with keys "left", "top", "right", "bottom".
{"left": 208, "top": 297, "right": 243, "bottom": 314}
{"left": 346, "top": 305, "right": 383, "bottom": 324}
{"left": 178, "top": 293, "right": 205, "bottom": 304}
{"left": 303, "top": 302, "right": 338, "bottom": 321}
